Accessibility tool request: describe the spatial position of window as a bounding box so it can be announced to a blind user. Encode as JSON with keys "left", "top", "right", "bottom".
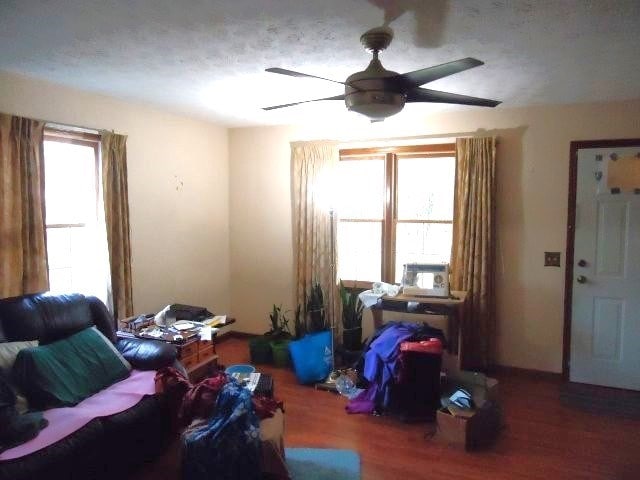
{"left": 336, "top": 144, "right": 456, "bottom": 285}
{"left": 44, "top": 130, "right": 109, "bottom": 303}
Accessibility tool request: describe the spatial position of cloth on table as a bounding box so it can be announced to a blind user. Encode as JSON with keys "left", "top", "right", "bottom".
{"left": 358, "top": 282, "right": 401, "bottom": 308}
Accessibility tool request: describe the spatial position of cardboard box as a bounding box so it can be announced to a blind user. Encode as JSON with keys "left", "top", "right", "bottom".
{"left": 449, "top": 371, "right": 499, "bottom": 405}
{"left": 436, "top": 402, "right": 501, "bottom": 450}
{"left": 435, "top": 373, "right": 501, "bottom": 450}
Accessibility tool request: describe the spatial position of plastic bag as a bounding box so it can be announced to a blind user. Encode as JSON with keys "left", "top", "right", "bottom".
{"left": 288, "top": 331, "right": 332, "bottom": 384}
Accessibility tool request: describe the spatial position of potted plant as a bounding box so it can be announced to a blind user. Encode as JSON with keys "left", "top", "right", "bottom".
{"left": 267, "top": 304, "right": 293, "bottom": 367}
{"left": 306, "top": 282, "right": 328, "bottom": 333}
{"left": 268, "top": 304, "right": 291, "bottom": 339}
{"left": 293, "top": 304, "right": 306, "bottom": 339}
{"left": 248, "top": 304, "right": 291, "bottom": 364}
{"left": 248, "top": 334, "right": 273, "bottom": 364}
{"left": 340, "top": 280, "right": 364, "bottom": 351}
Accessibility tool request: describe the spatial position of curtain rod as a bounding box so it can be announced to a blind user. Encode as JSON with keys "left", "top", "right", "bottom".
{"left": 46, "top": 122, "right": 101, "bottom": 135}
{"left": 337, "top": 129, "right": 500, "bottom": 146}
{"left": 2, "top": 111, "right": 123, "bottom": 136}
{"left": 46, "top": 121, "right": 124, "bottom": 137}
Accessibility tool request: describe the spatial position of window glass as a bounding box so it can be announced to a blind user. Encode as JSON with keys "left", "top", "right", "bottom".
{"left": 395, "top": 223, "right": 453, "bottom": 283}
{"left": 337, "top": 221, "right": 382, "bottom": 282}
{"left": 44, "top": 140, "right": 96, "bottom": 225}
{"left": 337, "top": 147, "right": 455, "bottom": 284}
{"left": 337, "top": 159, "right": 384, "bottom": 219}
{"left": 397, "top": 157, "right": 455, "bottom": 220}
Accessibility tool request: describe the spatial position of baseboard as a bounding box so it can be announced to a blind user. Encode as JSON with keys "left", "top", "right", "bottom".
{"left": 215, "top": 330, "right": 258, "bottom": 343}
{"left": 489, "top": 364, "right": 563, "bottom": 382}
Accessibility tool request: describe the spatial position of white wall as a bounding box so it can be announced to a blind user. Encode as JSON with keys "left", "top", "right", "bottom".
{"left": 229, "top": 100, "right": 640, "bottom": 373}
{"left": 0, "top": 71, "right": 230, "bottom": 316}
{"left": 3, "top": 67, "right": 639, "bottom": 373}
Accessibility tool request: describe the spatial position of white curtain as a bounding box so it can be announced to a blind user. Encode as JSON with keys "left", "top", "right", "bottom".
{"left": 291, "top": 140, "right": 340, "bottom": 333}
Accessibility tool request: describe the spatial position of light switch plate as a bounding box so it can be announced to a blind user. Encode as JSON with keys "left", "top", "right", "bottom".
{"left": 544, "top": 252, "right": 561, "bottom": 267}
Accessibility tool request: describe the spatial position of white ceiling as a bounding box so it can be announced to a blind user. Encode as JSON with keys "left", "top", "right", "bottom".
{"left": 1, "top": 0, "right": 638, "bottom": 127}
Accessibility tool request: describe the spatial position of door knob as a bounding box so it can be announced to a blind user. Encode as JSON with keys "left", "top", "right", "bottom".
{"left": 577, "top": 259, "right": 587, "bottom": 267}
{"left": 576, "top": 275, "right": 587, "bottom": 284}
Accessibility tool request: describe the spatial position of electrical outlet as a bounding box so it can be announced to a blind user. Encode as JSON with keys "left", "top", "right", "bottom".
{"left": 544, "top": 252, "right": 561, "bottom": 267}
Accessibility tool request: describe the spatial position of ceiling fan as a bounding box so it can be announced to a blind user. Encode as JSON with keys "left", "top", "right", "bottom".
{"left": 263, "top": 26, "right": 501, "bottom": 122}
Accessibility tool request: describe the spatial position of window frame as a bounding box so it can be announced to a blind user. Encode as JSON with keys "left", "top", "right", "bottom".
{"left": 43, "top": 129, "right": 101, "bottom": 292}
{"left": 338, "top": 143, "right": 456, "bottom": 287}
{"left": 43, "top": 129, "right": 101, "bottom": 228}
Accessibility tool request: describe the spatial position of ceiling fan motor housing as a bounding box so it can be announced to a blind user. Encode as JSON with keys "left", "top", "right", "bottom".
{"left": 345, "top": 55, "right": 406, "bottom": 121}
{"left": 345, "top": 90, "right": 405, "bottom": 121}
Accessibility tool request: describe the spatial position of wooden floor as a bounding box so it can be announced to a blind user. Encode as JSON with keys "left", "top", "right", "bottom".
{"left": 132, "top": 337, "right": 640, "bottom": 480}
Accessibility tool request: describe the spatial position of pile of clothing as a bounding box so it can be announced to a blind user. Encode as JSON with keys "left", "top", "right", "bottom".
{"left": 155, "top": 368, "right": 284, "bottom": 480}
{"left": 346, "top": 321, "right": 445, "bottom": 416}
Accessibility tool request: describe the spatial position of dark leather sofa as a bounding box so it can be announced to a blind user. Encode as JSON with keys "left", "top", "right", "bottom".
{"left": 0, "top": 293, "right": 177, "bottom": 480}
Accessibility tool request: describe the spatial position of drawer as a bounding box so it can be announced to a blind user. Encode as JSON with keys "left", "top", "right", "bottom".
{"left": 199, "top": 339, "right": 215, "bottom": 351}
{"left": 181, "top": 354, "right": 198, "bottom": 370}
{"left": 198, "top": 346, "right": 216, "bottom": 362}
{"left": 179, "top": 342, "right": 198, "bottom": 359}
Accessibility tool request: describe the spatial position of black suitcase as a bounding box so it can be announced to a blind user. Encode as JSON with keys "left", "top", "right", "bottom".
{"left": 388, "top": 349, "right": 442, "bottom": 422}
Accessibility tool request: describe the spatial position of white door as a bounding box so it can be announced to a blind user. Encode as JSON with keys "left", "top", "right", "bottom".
{"left": 570, "top": 146, "right": 640, "bottom": 390}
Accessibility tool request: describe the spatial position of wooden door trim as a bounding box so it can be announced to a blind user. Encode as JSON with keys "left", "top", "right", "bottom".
{"left": 563, "top": 138, "right": 640, "bottom": 381}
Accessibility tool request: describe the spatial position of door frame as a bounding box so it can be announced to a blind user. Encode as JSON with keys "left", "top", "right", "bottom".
{"left": 563, "top": 138, "right": 640, "bottom": 380}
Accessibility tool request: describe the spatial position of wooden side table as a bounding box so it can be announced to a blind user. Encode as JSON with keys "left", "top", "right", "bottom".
{"left": 116, "top": 331, "right": 218, "bottom": 381}
{"left": 117, "top": 317, "right": 236, "bottom": 380}
{"left": 175, "top": 336, "right": 218, "bottom": 377}
{"left": 370, "top": 291, "right": 467, "bottom": 356}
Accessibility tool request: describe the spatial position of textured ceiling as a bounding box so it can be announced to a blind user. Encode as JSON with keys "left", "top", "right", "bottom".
{"left": 1, "top": 0, "right": 639, "bottom": 127}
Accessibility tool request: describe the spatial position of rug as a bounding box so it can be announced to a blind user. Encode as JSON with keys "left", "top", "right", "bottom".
{"left": 560, "top": 382, "right": 640, "bottom": 420}
{"left": 285, "top": 448, "right": 360, "bottom": 480}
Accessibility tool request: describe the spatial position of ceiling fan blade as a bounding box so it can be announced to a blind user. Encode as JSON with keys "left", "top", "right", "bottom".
{"left": 406, "top": 88, "right": 501, "bottom": 107}
{"left": 266, "top": 68, "right": 350, "bottom": 88}
{"left": 391, "top": 58, "right": 485, "bottom": 89}
{"left": 263, "top": 94, "right": 345, "bottom": 111}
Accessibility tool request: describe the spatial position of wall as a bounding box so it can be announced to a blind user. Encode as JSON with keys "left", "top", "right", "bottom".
{"left": 3, "top": 67, "right": 638, "bottom": 372}
{"left": 0, "top": 71, "right": 230, "bottom": 316}
{"left": 229, "top": 100, "right": 640, "bottom": 373}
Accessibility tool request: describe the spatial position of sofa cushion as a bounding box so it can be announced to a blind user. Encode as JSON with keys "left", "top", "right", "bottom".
{"left": 99, "top": 394, "right": 170, "bottom": 475}
{"left": 0, "top": 341, "right": 38, "bottom": 377}
{"left": 0, "top": 294, "right": 94, "bottom": 344}
{"left": 0, "top": 419, "right": 104, "bottom": 480}
{"left": 0, "top": 341, "right": 38, "bottom": 413}
{"left": 86, "top": 296, "right": 117, "bottom": 343}
{"left": 116, "top": 337, "right": 177, "bottom": 370}
{"left": 12, "top": 327, "right": 131, "bottom": 409}
{"left": 0, "top": 370, "right": 156, "bottom": 463}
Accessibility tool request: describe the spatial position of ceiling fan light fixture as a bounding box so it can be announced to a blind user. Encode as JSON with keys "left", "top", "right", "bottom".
{"left": 345, "top": 90, "right": 405, "bottom": 121}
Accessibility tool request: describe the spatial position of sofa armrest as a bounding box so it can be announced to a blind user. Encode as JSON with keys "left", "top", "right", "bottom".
{"left": 116, "top": 338, "right": 177, "bottom": 370}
